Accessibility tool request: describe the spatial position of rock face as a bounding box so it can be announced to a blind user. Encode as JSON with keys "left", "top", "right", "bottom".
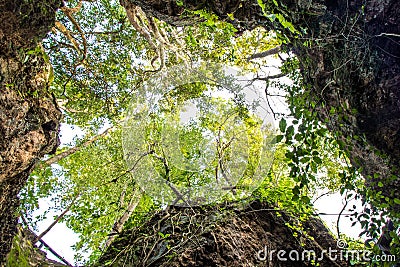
{"left": 0, "top": 0, "right": 61, "bottom": 261}
{"left": 306, "top": 0, "right": 400, "bottom": 210}
{"left": 97, "top": 201, "right": 348, "bottom": 267}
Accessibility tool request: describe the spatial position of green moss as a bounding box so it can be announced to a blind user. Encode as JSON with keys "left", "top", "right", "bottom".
{"left": 5, "top": 232, "right": 31, "bottom": 267}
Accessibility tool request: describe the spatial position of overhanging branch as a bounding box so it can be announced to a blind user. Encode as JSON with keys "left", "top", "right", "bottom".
{"left": 248, "top": 45, "right": 281, "bottom": 60}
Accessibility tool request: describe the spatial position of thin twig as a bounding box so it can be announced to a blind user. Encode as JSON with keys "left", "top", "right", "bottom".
{"left": 45, "top": 126, "right": 115, "bottom": 165}
{"left": 20, "top": 217, "right": 74, "bottom": 267}
{"left": 34, "top": 193, "right": 80, "bottom": 243}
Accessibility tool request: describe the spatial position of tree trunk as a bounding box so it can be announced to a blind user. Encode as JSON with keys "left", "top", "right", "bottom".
{"left": 299, "top": 0, "right": 400, "bottom": 211}
{"left": 97, "top": 200, "right": 348, "bottom": 266}
{"left": 123, "top": 0, "right": 400, "bottom": 211}
{"left": 0, "top": 0, "right": 61, "bottom": 261}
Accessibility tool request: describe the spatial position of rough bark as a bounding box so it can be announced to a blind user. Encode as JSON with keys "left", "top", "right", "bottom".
{"left": 97, "top": 201, "right": 348, "bottom": 266}
{"left": 0, "top": 0, "right": 61, "bottom": 261}
{"left": 120, "top": 0, "right": 266, "bottom": 29}
{"left": 299, "top": 0, "right": 400, "bottom": 209}
{"left": 122, "top": 0, "right": 400, "bottom": 211}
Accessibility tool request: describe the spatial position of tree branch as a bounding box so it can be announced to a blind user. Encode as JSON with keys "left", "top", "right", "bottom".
{"left": 248, "top": 45, "right": 281, "bottom": 60}
{"left": 254, "top": 73, "right": 286, "bottom": 81}
{"left": 34, "top": 231, "right": 73, "bottom": 266}
{"left": 104, "top": 189, "right": 142, "bottom": 248}
{"left": 20, "top": 215, "right": 73, "bottom": 267}
{"left": 44, "top": 126, "right": 114, "bottom": 165}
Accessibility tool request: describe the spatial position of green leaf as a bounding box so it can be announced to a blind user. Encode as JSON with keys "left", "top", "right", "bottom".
{"left": 300, "top": 157, "right": 310, "bottom": 163}
{"left": 313, "top": 156, "right": 322, "bottom": 165}
{"left": 301, "top": 196, "right": 310, "bottom": 203}
{"left": 275, "top": 134, "right": 284, "bottom": 143}
{"left": 257, "top": 0, "right": 267, "bottom": 15}
{"left": 292, "top": 186, "right": 300, "bottom": 196}
{"left": 279, "top": 118, "right": 287, "bottom": 132}
{"left": 275, "top": 14, "right": 297, "bottom": 33}
{"left": 294, "top": 133, "right": 303, "bottom": 141}
{"left": 286, "top": 125, "right": 295, "bottom": 139}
